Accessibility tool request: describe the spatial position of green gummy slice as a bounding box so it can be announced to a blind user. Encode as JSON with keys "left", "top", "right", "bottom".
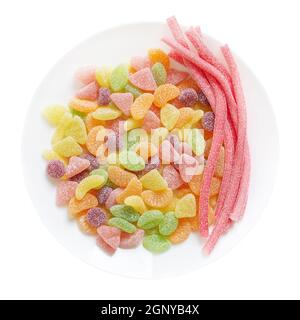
{"left": 119, "top": 150, "right": 145, "bottom": 171}
{"left": 110, "top": 64, "right": 129, "bottom": 92}
{"left": 151, "top": 62, "right": 167, "bottom": 86}
{"left": 143, "top": 234, "right": 171, "bottom": 253}
{"left": 137, "top": 210, "right": 164, "bottom": 230}
{"left": 158, "top": 212, "right": 178, "bottom": 236}
{"left": 110, "top": 204, "right": 140, "bottom": 223}
{"left": 108, "top": 217, "right": 136, "bottom": 234}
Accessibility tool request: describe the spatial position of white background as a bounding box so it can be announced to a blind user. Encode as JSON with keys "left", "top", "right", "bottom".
{"left": 0, "top": 0, "right": 299, "bottom": 299}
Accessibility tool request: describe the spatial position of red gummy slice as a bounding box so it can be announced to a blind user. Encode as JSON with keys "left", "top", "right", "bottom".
{"left": 96, "top": 236, "right": 116, "bottom": 255}
{"left": 163, "top": 165, "right": 184, "bottom": 190}
{"left": 166, "top": 68, "right": 189, "bottom": 85}
{"left": 110, "top": 92, "right": 133, "bottom": 116}
{"left": 142, "top": 111, "right": 161, "bottom": 132}
{"left": 74, "top": 66, "right": 96, "bottom": 85}
{"left": 129, "top": 67, "right": 157, "bottom": 91}
{"left": 130, "top": 56, "right": 151, "bottom": 71}
{"left": 119, "top": 229, "right": 145, "bottom": 249}
{"left": 97, "top": 225, "right": 121, "bottom": 250}
{"left": 65, "top": 156, "right": 90, "bottom": 179}
{"left": 75, "top": 81, "right": 99, "bottom": 101}
{"left": 56, "top": 181, "right": 78, "bottom": 206}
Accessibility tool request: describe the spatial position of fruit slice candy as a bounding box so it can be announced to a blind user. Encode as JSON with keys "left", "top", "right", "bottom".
{"left": 110, "top": 64, "right": 129, "bottom": 92}
{"left": 110, "top": 92, "right": 133, "bottom": 116}
{"left": 76, "top": 81, "right": 99, "bottom": 101}
{"left": 152, "top": 62, "right": 167, "bottom": 86}
{"left": 143, "top": 234, "right": 171, "bottom": 253}
{"left": 130, "top": 56, "right": 151, "bottom": 71}
{"left": 56, "top": 181, "right": 78, "bottom": 206}
{"left": 160, "top": 104, "right": 180, "bottom": 130}
{"left": 129, "top": 67, "right": 157, "bottom": 91}
{"left": 95, "top": 66, "right": 112, "bottom": 88}
{"left": 74, "top": 66, "right": 96, "bottom": 85}
{"left": 159, "top": 212, "right": 178, "bottom": 236}
{"left": 186, "top": 128, "right": 205, "bottom": 156}
{"left": 96, "top": 236, "right": 116, "bottom": 255}
{"left": 105, "top": 188, "right": 124, "bottom": 209}
{"left": 92, "top": 105, "right": 122, "bottom": 121}
{"left": 153, "top": 84, "right": 180, "bottom": 108}
{"left": 159, "top": 140, "right": 180, "bottom": 164}
{"left": 140, "top": 169, "right": 168, "bottom": 191}
{"left": 75, "top": 175, "right": 106, "bottom": 200}
{"left": 43, "top": 105, "right": 67, "bottom": 127}
{"left": 175, "top": 193, "right": 196, "bottom": 218}
{"left": 148, "top": 48, "right": 170, "bottom": 70}
{"left": 175, "top": 107, "right": 194, "bottom": 128}
{"left": 116, "top": 177, "right": 143, "bottom": 204}
{"left": 69, "top": 98, "right": 98, "bottom": 113}
{"left": 130, "top": 93, "right": 154, "bottom": 120}
{"left": 166, "top": 69, "right": 188, "bottom": 85}
{"left": 86, "top": 126, "right": 104, "bottom": 156}
{"left": 97, "top": 225, "right": 121, "bottom": 250}
{"left": 68, "top": 193, "right": 98, "bottom": 218}
{"left": 64, "top": 116, "right": 87, "bottom": 145}
{"left": 168, "top": 220, "right": 191, "bottom": 244}
{"left": 142, "top": 111, "right": 161, "bottom": 132}
{"left": 137, "top": 210, "right": 164, "bottom": 230}
{"left": 141, "top": 188, "right": 173, "bottom": 208}
{"left": 64, "top": 156, "right": 90, "bottom": 179}
{"left": 124, "top": 196, "right": 147, "bottom": 214}
{"left": 163, "top": 165, "right": 184, "bottom": 190}
{"left": 108, "top": 166, "right": 137, "bottom": 188}
{"left": 110, "top": 204, "right": 140, "bottom": 222}
{"left": 108, "top": 217, "right": 136, "bottom": 234}
{"left": 53, "top": 136, "right": 82, "bottom": 157}
{"left": 120, "top": 229, "right": 144, "bottom": 249}
{"left": 119, "top": 151, "right": 145, "bottom": 172}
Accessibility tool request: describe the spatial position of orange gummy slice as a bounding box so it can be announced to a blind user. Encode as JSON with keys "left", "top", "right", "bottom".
{"left": 141, "top": 188, "right": 173, "bottom": 208}
{"left": 107, "top": 166, "right": 137, "bottom": 188}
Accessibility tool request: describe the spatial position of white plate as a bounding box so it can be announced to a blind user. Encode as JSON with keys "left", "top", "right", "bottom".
{"left": 22, "top": 22, "right": 279, "bottom": 279}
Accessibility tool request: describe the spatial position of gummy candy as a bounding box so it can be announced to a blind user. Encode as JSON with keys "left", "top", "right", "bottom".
{"left": 98, "top": 87, "right": 111, "bottom": 106}
{"left": 70, "top": 170, "right": 89, "bottom": 183}
{"left": 110, "top": 64, "right": 129, "bottom": 92}
{"left": 53, "top": 137, "right": 82, "bottom": 157}
{"left": 96, "top": 236, "right": 116, "bottom": 255}
{"left": 108, "top": 217, "right": 136, "bottom": 234}
{"left": 202, "top": 111, "right": 215, "bottom": 131}
{"left": 138, "top": 154, "right": 160, "bottom": 175}
{"left": 69, "top": 98, "right": 98, "bottom": 113}
{"left": 160, "top": 104, "right": 180, "bottom": 130}
{"left": 110, "top": 204, "right": 140, "bottom": 222}
{"left": 75, "top": 66, "right": 96, "bottom": 85}
{"left": 129, "top": 67, "right": 157, "bottom": 91}
{"left": 185, "top": 109, "right": 204, "bottom": 128}
{"left": 116, "top": 177, "right": 143, "bottom": 204}
{"left": 148, "top": 49, "right": 170, "bottom": 70}
{"left": 174, "top": 187, "right": 192, "bottom": 198}
{"left": 124, "top": 118, "right": 143, "bottom": 131}
{"left": 56, "top": 181, "right": 78, "bottom": 206}
{"left": 142, "top": 111, "right": 161, "bottom": 132}
{"left": 186, "top": 128, "right": 205, "bottom": 156}
{"left": 134, "top": 142, "right": 158, "bottom": 161}
{"left": 85, "top": 112, "right": 104, "bottom": 132}
{"left": 86, "top": 126, "right": 104, "bottom": 156}
{"left": 120, "top": 229, "right": 144, "bottom": 249}
{"left": 80, "top": 153, "right": 99, "bottom": 171}
{"left": 141, "top": 188, "right": 173, "bottom": 208}
{"left": 159, "top": 140, "right": 180, "bottom": 164}
{"left": 166, "top": 69, "right": 188, "bottom": 85}
{"left": 178, "top": 88, "right": 198, "bottom": 107}
{"left": 97, "top": 225, "right": 121, "bottom": 250}
{"left": 89, "top": 168, "right": 108, "bottom": 186}
{"left": 124, "top": 84, "right": 142, "bottom": 98}
{"left": 124, "top": 195, "right": 147, "bottom": 214}
{"left": 163, "top": 165, "right": 184, "bottom": 190}
{"left": 119, "top": 151, "right": 145, "bottom": 172}
{"left": 159, "top": 211, "right": 178, "bottom": 236}
{"left": 92, "top": 105, "right": 122, "bottom": 121}
{"left": 126, "top": 128, "right": 148, "bottom": 150}
{"left": 175, "top": 107, "right": 194, "bottom": 128}
{"left": 153, "top": 84, "right": 180, "bottom": 108}
{"left": 105, "top": 188, "right": 124, "bottom": 209}
{"left": 150, "top": 127, "right": 169, "bottom": 147}
{"left": 198, "top": 91, "right": 210, "bottom": 107}
{"left": 178, "top": 154, "right": 199, "bottom": 183}
{"left": 46, "top": 160, "right": 65, "bottom": 179}
{"left": 110, "top": 92, "right": 133, "bottom": 116}
{"left": 188, "top": 173, "right": 202, "bottom": 196}
{"left": 86, "top": 207, "right": 107, "bottom": 227}
{"left": 95, "top": 66, "right": 112, "bottom": 88}
{"left": 175, "top": 193, "right": 196, "bottom": 218}
{"left": 75, "top": 175, "right": 106, "bottom": 200}
{"left": 42, "top": 149, "right": 67, "bottom": 165}
{"left": 181, "top": 215, "right": 199, "bottom": 232}
{"left": 97, "top": 186, "right": 113, "bottom": 205}
{"left": 143, "top": 234, "right": 170, "bottom": 253}
{"left": 77, "top": 214, "right": 97, "bottom": 235}
{"left": 64, "top": 115, "right": 87, "bottom": 145}
{"left": 130, "top": 56, "right": 151, "bottom": 71}
{"left": 76, "top": 81, "right": 99, "bottom": 101}
{"left": 168, "top": 220, "right": 191, "bottom": 244}
{"left": 130, "top": 93, "right": 154, "bottom": 120}
{"left": 151, "top": 62, "right": 167, "bottom": 86}
{"left": 68, "top": 193, "right": 98, "bottom": 218}
{"left": 107, "top": 166, "right": 137, "bottom": 188}
{"left": 51, "top": 112, "right": 73, "bottom": 145}
{"left": 64, "top": 156, "right": 90, "bottom": 179}
{"left": 137, "top": 210, "right": 164, "bottom": 230}
{"left": 140, "top": 169, "right": 168, "bottom": 191}
{"left": 43, "top": 105, "right": 67, "bottom": 126}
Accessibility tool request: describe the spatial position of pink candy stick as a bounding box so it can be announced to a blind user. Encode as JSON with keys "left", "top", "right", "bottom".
{"left": 166, "top": 16, "right": 188, "bottom": 48}
{"left": 169, "top": 50, "right": 184, "bottom": 65}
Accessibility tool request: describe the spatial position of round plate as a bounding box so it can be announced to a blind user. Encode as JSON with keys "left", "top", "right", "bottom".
{"left": 22, "top": 22, "right": 279, "bottom": 278}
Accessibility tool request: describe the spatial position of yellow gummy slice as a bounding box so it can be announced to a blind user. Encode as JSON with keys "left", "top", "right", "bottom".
{"left": 64, "top": 115, "right": 87, "bottom": 145}
{"left": 95, "top": 66, "right": 112, "bottom": 88}
{"left": 75, "top": 175, "right": 106, "bottom": 200}
{"left": 92, "top": 105, "right": 122, "bottom": 121}
{"left": 53, "top": 136, "right": 82, "bottom": 157}
{"left": 130, "top": 93, "right": 154, "bottom": 120}
{"left": 140, "top": 169, "right": 168, "bottom": 191}
{"left": 183, "top": 109, "right": 204, "bottom": 128}
{"left": 42, "top": 150, "right": 67, "bottom": 165}
{"left": 43, "top": 105, "right": 67, "bottom": 126}
{"left": 124, "top": 118, "right": 143, "bottom": 131}
{"left": 175, "top": 193, "right": 196, "bottom": 218}
{"left": 51, "top": 112, "right": 73, "bottom": 145}
{"left": 150, "top": 127, "right": 169, "bottom": 147}
{"left": 160, "top": 104, "right": 180, "bottom": 130}
{"left": 124, "top": 195, "right": 148, "bottom": 214}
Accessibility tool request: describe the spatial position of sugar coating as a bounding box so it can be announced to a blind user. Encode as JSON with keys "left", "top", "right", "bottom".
{"left": 87, "top": 207, "right": 107, "bottom": 227}
{"left": 97, "top": 186, "right": 113, "bottom": 205}
{"left": 129, "top": 67, "right": 157, "bottom": 91}
{"left": 47, "top": 160, "right": 65, "bottom": 179}
{"left": 98, "top": 87, "right": 111, "bottom": 106}
{"left": 178, "top": 88, "right": 198, "bottom": 107}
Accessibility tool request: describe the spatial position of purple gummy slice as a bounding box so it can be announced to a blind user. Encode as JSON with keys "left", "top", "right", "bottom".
{"left": 202, "top": 111, "right": 215, "bottom": 132}
{"left": 80, "top": 153, "right": 99, "bottom": 171}
{"left": 46, "top": 160, "right": 65, "bottom": 179}
{"left": 98, "top": 87, "right": 111, "bottom": 106}
{"left": 87, "top": 207, "right": 107, "bottom": 228}
{"left": 198, "top": 91, "right": 210, "bottom": 106}
{"left": 70, "top": 169, "right": 89, "bottom": 183}
{"left": 178, "top": 88, "right": 198, "bottom": 107}
{"left": 97, "top": 186, "right": 113, "bottom": 205}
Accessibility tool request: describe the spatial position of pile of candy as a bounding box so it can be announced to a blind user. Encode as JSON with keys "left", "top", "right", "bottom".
{"left": 42, "top": 17, "right": 250, "bottom": 255}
